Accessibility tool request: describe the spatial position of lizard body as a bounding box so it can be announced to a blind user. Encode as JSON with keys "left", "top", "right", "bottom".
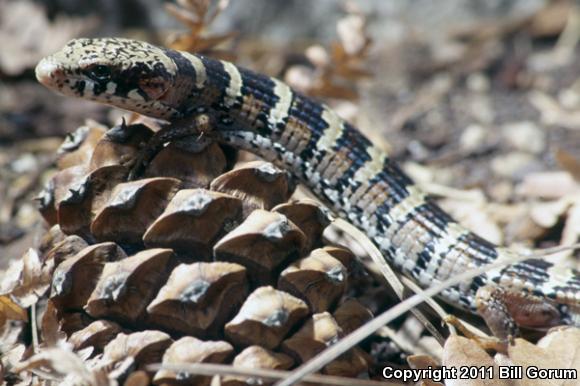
{"left": 36, "top": 38, "right": 580, "bottom": 338}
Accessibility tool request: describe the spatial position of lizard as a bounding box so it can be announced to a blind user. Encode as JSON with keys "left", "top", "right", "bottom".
{"left": 35, "top": 37, "right": 580, "bottom": 341}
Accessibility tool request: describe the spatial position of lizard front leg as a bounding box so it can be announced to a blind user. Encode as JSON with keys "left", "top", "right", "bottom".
{"left": 127, "top": 113, "right": 215, "bottom": 180}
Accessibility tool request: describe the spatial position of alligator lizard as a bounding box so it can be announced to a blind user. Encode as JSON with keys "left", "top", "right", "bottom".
{"left": 35, "top": 38, "right": 580, "bottom": 339}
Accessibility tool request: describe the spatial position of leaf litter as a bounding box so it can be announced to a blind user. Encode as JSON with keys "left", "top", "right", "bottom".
{"left": 1, "top": 0, "right": 580, "bottom": 385}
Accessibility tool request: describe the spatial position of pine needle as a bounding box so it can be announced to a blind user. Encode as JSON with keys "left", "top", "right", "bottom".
{"left": 147, "top": 362, "right": 396, "bottom": 386}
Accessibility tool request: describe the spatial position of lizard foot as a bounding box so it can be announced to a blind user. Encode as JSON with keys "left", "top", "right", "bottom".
{"left": 475, "top": 284, "right": 562, "bottom": 343}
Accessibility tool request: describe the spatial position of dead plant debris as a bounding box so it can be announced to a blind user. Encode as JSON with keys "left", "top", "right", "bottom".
{"left": 1, "top": 1, "right": 580, "bottom": 385}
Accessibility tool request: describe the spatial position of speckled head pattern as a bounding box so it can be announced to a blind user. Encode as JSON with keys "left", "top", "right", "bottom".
{"left": 36, "top": 38, "right": 182, "bottom": 118}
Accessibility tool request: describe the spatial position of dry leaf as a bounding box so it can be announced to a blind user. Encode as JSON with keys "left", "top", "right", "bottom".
{"left": 0, "top": 344, "right": 27, "bottom": 383}
{"left": 13, "top": 345, "right": 97, "bottom": 384}
{"left": 442, "top": 335, "right": 503, "bottom": 386}
{"left": 527, "top": 0, "right": 573, "bottom": 37}
{"left": 512, "top": 193, "right": 580, "bottom": 260}
{"left": 0, "top": 295, "right": 28, "bottom": 325}
{"left": 517, "top": 171, "right": 579, "bottom": 199}
{"left": 529, "top": 198, "right": 571, "bottom": 229}
{"left": 440, "top": 198, "right": 503, "bottom": 245}
{"left": 506, "top": 328, "right": 580, "bottom": 386}
{"left": 442, "top": 328, "right": 580, "bottom": 385}
{"left": 0, "top": 248, "right": 51, "bottom": 307}
{"left": 408, "top": 354, "right": 444, "bottom": 386}
{"left": 40, "top": 300, "right": 67, "bottom": 346}
{"left": 123, "top": 370, "right": 150, "bottom": 386}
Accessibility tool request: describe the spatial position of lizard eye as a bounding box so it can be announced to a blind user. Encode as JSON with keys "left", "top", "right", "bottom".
{"left": 88, "top": 65, "right": 111, "bottom": 81}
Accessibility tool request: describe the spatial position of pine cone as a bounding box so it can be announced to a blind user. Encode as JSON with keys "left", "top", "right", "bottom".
{"left": 36, "top": 120, "right": 381, "bottom": 385}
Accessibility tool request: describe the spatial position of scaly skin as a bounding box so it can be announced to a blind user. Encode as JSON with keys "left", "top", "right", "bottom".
{"left": 35, "top": 38, "right": 580, "bottom": 338}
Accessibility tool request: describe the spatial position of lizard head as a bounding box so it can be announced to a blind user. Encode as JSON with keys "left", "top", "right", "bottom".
{"left": 36, "top": 38, "right": 183, "bottom": 119}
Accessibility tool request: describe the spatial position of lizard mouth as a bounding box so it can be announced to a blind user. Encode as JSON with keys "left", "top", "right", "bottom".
{"left": 35, "top": 56, "right": 83, "bottom": 98}
{"left": 35, "top": 57, "right": 109, "bottom": 101}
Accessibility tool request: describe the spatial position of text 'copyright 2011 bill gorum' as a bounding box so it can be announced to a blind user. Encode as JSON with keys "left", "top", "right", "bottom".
{"left": 382, "top": 365, "right": 578, "bottom": 383}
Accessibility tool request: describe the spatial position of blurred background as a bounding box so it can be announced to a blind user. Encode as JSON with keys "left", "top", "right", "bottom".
{"left": 0, "top": 0, "right": 579, "bottom": 272}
